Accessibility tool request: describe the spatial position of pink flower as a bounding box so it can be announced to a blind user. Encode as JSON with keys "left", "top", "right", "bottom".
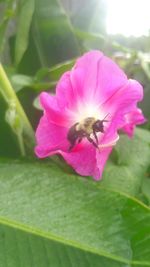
{"left": 35, "top": 50, "right": 145, "bottom": 180}
{"left": 122, "top": 108, "right": 146, "bottom": 137}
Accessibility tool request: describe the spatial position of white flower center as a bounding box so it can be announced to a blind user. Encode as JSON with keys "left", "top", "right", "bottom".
{"left": 74, "top": 101, "right": 105, "bottom": 123}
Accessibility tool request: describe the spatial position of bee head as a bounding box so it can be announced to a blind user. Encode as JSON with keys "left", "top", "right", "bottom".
{"left": 93, "top": 116, "right": 109, "bottom": 133}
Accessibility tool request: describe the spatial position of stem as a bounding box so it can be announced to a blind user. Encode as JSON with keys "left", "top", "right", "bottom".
{"left": 17, "top": 133, "right": 26, "bottom": 157}
{"left": 0, "top": 63, "right": 35, "bottom": 154}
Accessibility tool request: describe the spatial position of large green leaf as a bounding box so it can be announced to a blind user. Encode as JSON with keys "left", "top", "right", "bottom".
{"left": 62, "top": 0, "right": 106, "bottom": 34}
{"left": 0, "top": 161, "right": 150, "bottom": 266}
{"left": 0, "top": 222, "right": 132, "bottom": 267}
{"left": 33, "top": 0, "right": 80, "bottom": 65}
{"left": 18, "top": 0, "right": 80, "bottom": 74}
{"left": 142, "top": 174, "right": 150, "bottom": 206}
{"left": 0, "top": 152, "right": 150, "bottom": 266}
{"left": 0, "top": 129, "right": 149, "bottom": 266}
{"left": 100, "top": 128, "right": 150, "bottom": 196}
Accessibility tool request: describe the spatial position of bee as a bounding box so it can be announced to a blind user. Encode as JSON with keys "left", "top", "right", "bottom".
{"left": 67, "top": 114, "right": 108, "bottom": 151}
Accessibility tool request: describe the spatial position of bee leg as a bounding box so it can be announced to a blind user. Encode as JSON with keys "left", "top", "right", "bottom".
{"left": 77, "top": 137, "right": 82, "bottom": 144}
{"left": 93, "top": 130, "right": 98, "bottom": 144}
{"left": 69, "top": 138, "right": 82, "bottom": 151}
{"left": 86, "top": 135, "right": 99, "bottom": 149}
{"left": 68, "top": 141, "right": 76, "bottom": 151}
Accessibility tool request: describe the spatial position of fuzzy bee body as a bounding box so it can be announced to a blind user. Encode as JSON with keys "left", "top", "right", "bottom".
{"left": 67, "top": 116, "right": 108, "bottom": 151}
{"left": 76, "top": 117, "right": 96, "bottom": 135}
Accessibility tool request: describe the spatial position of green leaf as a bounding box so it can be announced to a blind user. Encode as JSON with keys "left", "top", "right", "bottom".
{"left": 0, "top": 222, "right": 133, "bottom": 267}
{"left": 10, "top": 74, "right": 34, "bottom": 92}
{"left": 142, "top": 177, "right": 150, "bottom": 205}
{"left": 32, "top": 59, "right": 75, "bottom": 91}
{"left": 135, "top": 128, "right": 150, "bottom": 143}
{"left": 14, "top": 0, "right": 35, "bottom": 66}
{"left": 45, "top": 58, "right": 75, "bottom": 82}
{"left": 7, "top": 58, "right": 75, "bottom": 94}
{"left": 33, "top": 59, "right": 75, "bottom": 92}
{"left": 16, "top": 0, "right": 80, "bottom": 75}
{"left": 0, "top": 158, "right": 150, "bottom": 266}
{"left": 64, "top": 0, "right": 106, "bottom": 34}
{"left": 0, "top": 0, "right": 16, "bottom": 55}
{"left": 101, "top": 129, "right": 150, "bottom": 197}
{"left": 75, "top": 29, "right": 131, "bottom": 53}
{"left": 138, "top": 52, "right": 150, "bottom": 80}
{"left": 23, "top": 0, "right": 80, "bottom": 72}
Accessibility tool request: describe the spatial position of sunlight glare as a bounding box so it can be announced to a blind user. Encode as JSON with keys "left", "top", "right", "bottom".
{"left": 106, "top": 0, "right": 150, "bottom": 36}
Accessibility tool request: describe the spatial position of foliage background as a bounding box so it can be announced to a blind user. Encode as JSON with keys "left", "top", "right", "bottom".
{"left": 0, "top": 0, "right": 150, "bottom": 266}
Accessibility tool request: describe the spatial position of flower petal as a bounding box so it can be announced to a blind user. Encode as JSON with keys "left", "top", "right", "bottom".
{"left": 54, "top": 51, "right": 128, "bottom": 118}
{"left": 40, "top": 92, "right": 73, "bottom": 127}
{"left": 96, "top": 54, "right": 127, "bottom": 103}
{"left": 70, "top": 51, "right": 103, "bottom": 103}
{"left": 35, "top": 114, "right": 69, "bottom": 158}
{"left": 60, "top": 141, "right": 114, "bottom": 180}
{"left": 56, "top": 71, "right": 75, "bottom": 109}
{"left": 95, "top": 147, "right": 113, "bottom": 180}
{"left": 101, "top": 79, "right": 144, "bottom": 134}
{"left": 60, "top": 143, "right": 97, "bottom": 178}
{"left": 71, "top": 50, "right": 127, "bottom": 105}
{"left": 122, "top": 108, "right": 146, "bottom": 137}
{"left": 55, "top": 51, "right": 103, "bottom": 112}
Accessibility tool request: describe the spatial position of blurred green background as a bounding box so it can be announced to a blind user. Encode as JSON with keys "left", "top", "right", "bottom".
{"left": 0, "top": 0, "right": 150, "bottom": 156}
